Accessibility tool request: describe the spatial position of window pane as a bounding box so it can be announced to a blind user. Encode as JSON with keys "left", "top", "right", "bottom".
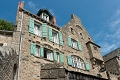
{"left": 47, "top": 51, "right": 53, "bottom": 60}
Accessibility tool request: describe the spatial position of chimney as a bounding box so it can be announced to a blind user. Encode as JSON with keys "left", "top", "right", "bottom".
{"left": 18, "top": 1, "right": 24, "bottom": 9}
{"left": 52, "top": 17, "right": 56, "bottom": 25}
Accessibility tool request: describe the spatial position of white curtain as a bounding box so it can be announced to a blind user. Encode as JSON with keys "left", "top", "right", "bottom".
{"left": 47, "top": 51, "right": 53, "bottom": 60}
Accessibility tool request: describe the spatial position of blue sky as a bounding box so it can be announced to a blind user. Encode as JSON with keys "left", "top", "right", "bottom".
{"left": 0, "top": 0, "right": 120, "bottom": 55}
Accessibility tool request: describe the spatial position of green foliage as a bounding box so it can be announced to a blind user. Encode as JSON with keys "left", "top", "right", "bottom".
{"left": 0, "top": 19, "right": 14, "bottom": 31}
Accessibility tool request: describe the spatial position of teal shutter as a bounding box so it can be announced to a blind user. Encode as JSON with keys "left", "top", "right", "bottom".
{"left": 48, "top": 27, "right": 53, "bottom": 41}
{"left": 68, "top": 37, "right": 72, "bottom": 47}
{"left": 59, "top": 32, "right": 64, "bottom": 46}
{"left": 40, "top": 46, "right": 44, "bottom": 58}
{"left": 60, "top": 53, "right": 64, "bottom": 63}
{"left": 67, "top": 56, "right": 72, "bottom": 66}
{"left": 30, "top": 43, "right": 36, "bottom": 55}
{"left": 54, "top": 51, "right": 57, "bottom": 61}
{"left": 29, "top": 18, "right": 34, "bottom": 33}
{"left": 78, "top": 42, "right": 82, "bottom": 51}
{"left": 85, "top": 62, "right": 90, "bottom": 71}
{"left": 42, "top": 23, "right": 47, "bottom": 37}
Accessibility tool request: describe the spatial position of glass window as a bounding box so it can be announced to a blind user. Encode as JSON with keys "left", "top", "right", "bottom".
{"left": 34, "top": 22, "right": 41, "bottom": 36}
{"left": 44, "top": 49, "right": 53, "bottom": 61}
{"left": 35, "top": 45, "right": 40, "bottom": 57}
{"left": 42, "top": 13, "right": 49, "bottom": 21}
{"left": 71, "top": 55, "right": 85, "bottom": 69}
{"left": 52, "top": 30, "right": 59, "bottom": 44}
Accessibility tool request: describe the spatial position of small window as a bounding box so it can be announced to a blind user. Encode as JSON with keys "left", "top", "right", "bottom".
{"left": 34, "top": 22, "right": 41, "bottom": 36}
{"left": 93, "top": 46, "right": 98, "bottom": 50}
{"left": 72, "top": 39, "right": 77, "bottom": 49}
{"left": 70, "top": 28, "right": 74, "bottom": 34}
{"left": 52, "top": 30, "right": 59, "bottom": 44}
{"left": 76, "top": 25, "right": 83, "bottom": 30}
{"left": 44, "top": 49, "right": 53, "bottom": 61}
{"left": 56, "top": 52, "right": 60, "bottom": 62}
{"left": 35, "top": 45, "right": 40, "bottom": 57}
{"left": 80, "top": 33, "right": 83, "bottom": 39}
{"left": 42, "top": 13, "right": 49, "bottom": 21}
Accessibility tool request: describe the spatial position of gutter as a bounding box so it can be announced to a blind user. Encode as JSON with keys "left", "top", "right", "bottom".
{"left": 17, "top": 10, "right": 23, "bottom": 80}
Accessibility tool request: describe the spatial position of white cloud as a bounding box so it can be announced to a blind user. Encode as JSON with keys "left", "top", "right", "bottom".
{"left": 100, "top": 42, "right": 117, "bottom": 54}
{"left": 95, "top": 7, "right": 120, "bottom": 55}
{"left": 27, "top": 1, "right": 39, "bottom": 12}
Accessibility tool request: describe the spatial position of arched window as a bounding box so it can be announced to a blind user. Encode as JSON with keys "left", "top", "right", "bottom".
{"left": 71, "top": 55, "right": 85, "bottom": 69}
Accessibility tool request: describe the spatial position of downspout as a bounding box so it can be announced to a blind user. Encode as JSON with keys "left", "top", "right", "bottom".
{"left": 17, "top": 11, "right": 23, "bottom": 80}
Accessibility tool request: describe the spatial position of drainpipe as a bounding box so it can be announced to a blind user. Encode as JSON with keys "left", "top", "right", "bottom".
{"left": 17, "top": 9, "right": 24, "bottom": 80}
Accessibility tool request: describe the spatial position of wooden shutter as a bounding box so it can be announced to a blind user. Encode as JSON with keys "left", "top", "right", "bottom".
{"left": 42, "top": 23, "right": 47, "bottom": 37}
{"left": 60, "top": 53, "right": 64, "bottom": 63}
{"left": 78, "top": 42, "right": 82, "bottom": 51}
{"left": 68, "top": 37, "right": 72, "bottom": 47}
{"left": 67, "top": 56, "right": 72, "bottom": 66}
{"left": 85, "top": 62, "right": 90, "bottom": 71}
{"left": 30, "top": 43, "right": 36, "bottom": 55}
{"left": 29, "top": 18, "right": 34, "bottom": 33}
{"left": 40, "top": 46, "right": 44, "bottom": 58}
{"left": 59, "top": 32, "right": 64, "bottom": 46}
{"left": 54, "top": 50, "right": 57, "bottom": 61}
{"left": 48, "top": 27, "right": 53, "bottom": 41}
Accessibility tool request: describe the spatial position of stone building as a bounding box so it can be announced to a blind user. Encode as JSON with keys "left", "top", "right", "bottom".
{"left": 103, "top": 48, "right": 120, "bottom": 80}
{"left": 0, "top": 1, "right": 108, "bottom": 80}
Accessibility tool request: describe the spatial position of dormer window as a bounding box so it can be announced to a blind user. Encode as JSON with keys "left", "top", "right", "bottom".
{"left": 41, "top": 13, "right": 49, "bottom": 21}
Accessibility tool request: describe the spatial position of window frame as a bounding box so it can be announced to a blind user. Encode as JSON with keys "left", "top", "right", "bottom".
{"left": 52, "top": 30, "right": 59, "bottom": 44}
{"left": 71, "top": 39, "right": 78, "bottom": 49}
{"left": 34, "top": 21, "right": 42, "bottom": 36}
{"left": 71, "top": 55, "right": 85, "bottom": 69}
{"left": 44, "top": 48, "right": 53, "bottom": 61}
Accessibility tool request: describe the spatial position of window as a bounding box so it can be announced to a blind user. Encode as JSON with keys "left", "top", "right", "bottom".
{"left": 72, "top": 39, "right": 77, "bottom": 49}
{"left": 44, "top": 49, "right": 53, "bottom": 60}
{"left": 35, "top": 45, "right": 40, "bottom": 57}
{"left": 70, "top": 28, "right": 74, "bottom": 34}
{"left": 56, "top": 52, "right": 60, "bottom": 62}
{"left": 68, "top": 37, "right": 82, "bottom": 51}
{"left": 71, "top": 55, "right": 85, "bottom": 69}
{"left": 52, "top": 30, "right": 59, "bottom": 44}
{"left": 93, "top": 46, "right": 98, "bottom": 50}
{"left": 34, "top": 22, "right": 41, "bottom": 36}
{"left": 41, "top": 13, "right": 49, "bottom": 21}
{"left": 80, "top": 33, "right": 83, "bottom": 39}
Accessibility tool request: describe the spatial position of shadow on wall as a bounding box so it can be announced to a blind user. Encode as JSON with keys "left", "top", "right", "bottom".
{"left": 0, "top": 46, "right": 18, "bottom": 80}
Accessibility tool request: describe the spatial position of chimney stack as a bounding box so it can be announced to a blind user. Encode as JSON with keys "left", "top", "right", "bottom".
{"left": 52, "top": 17, "right": 56, "bottom": 25}
{"left": 18, "top": 1, "right": 24, "bottom": 9}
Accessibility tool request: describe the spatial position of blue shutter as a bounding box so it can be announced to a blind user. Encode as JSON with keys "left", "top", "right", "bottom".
{"left": 85, "top": 62, "right": 90, "bottom": 71}
{"left": 40, "top": 46, "right": 44, "bottom": 58}
{"left": 60, "top": 53, "right": 64, "bottom": 63}
{"left": 68, "top": 37, "right": 72, "bottom": 47}
{"left": 59, "top": 32, "right": 64, "bottom": 46}
{"left": 67, "top": 56, "right": 72, "bottom": 66}
{"left": 29, "top": 18, "right": 34, "bottom": 33}
{"left": 48, "top": 27, "right": 53, "bottom": 41}
{"left": 30, "top": 43, "right": 36, "bottom": 55}
{"left": 54, "top": 51, "right": 57, "bottom": 61}
{"left": 42, "top": 23, "right": 47, "bottom": 37}
{"left": 78, "top": 42, "right": 82, "bottom": 51}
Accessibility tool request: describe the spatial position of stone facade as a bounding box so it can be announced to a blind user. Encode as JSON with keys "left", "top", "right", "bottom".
{"left": 103, "top": 48, "right": 120, "bottom": 80}
{"left": 0, "top": 1, "right": 108, "bottom": 80}
{"left": 0, "top": 46, "right": 18, "bottom": 80}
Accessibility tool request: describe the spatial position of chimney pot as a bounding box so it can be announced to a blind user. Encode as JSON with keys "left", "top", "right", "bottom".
{"left": 18, "top": 1, "right": 24, "bottom": 9}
